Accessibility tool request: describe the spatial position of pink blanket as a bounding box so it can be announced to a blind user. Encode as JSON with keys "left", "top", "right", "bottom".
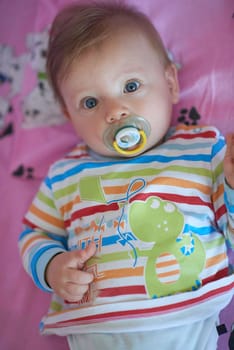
{"left": 0, "top": 1, "right": 233, "bottom": 349}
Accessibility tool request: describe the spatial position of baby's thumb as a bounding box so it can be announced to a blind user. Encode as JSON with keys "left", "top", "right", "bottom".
{"left": 75, "top": 242, "right": 96, "bottom": 269}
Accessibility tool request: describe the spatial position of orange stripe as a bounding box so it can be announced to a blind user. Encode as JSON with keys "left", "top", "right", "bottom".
{"left": 149, "top": 177, "right": 210, "bottom": 194}
{"left": 175, "top": 124, "right": 197, "bottom": 131}
{"left": 105, "top": 183, "right": 130, "bottom": 195}
{"left": 30, "top": 204, "right": 65, "bottom": 229}
{"left": 21, "top": 233, "right": 50, "bottom": 256}
{"left": 97, "top": 266, "right": 144, "bottom": 281}
{"left": 60, "top": 201, "right": 73, "bottom": 216}
{"left": 157, "top": 269, "right": 180, "bottom": 278}
{"left": 212, "top": 184, "right": 224, "bottom": 202}
{"left": 104, "top": 177, "right": 209, "bottom": 196}
{"left": 205, "top": 253, "right": 226, "bottom": 268}
{"left": 104, "top": 178, "right": 148, "bottom": 195}
{"left": 60, "top": 195, "right": 81, "bottom": 216}
{"left": 156, "top": 259, "right": 178, "bottom": 268}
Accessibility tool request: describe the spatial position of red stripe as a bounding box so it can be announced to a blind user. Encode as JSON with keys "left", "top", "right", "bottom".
{"left": 65, "top": 202, "right": 119, "bottom": 227}
{"left": 170, "top": 130, "right": 216, "bottom": 140}
{"left": 45, "top": 281, "right": 233, "bottom": 329}
{"left": 98, "top": 285, "right": 146, "bottom": 297}
{"left": 202, "top": 268, "right": 229, "bottom": 286}
{"left": 22, "top": 217, "right": 37, "bottom": 229}
{"left": 215, "top": 204, "right": 227, "bottom": 222}
{"left": 64, "top": 192, "right": 212, "bottom": 226}
{"left": 130, "top": 192, "right": 213, "bottom": 209}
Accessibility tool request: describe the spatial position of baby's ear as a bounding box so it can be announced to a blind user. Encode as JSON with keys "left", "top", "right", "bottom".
{"left": 165, "top": 63, "right": 180, "bottom": 104}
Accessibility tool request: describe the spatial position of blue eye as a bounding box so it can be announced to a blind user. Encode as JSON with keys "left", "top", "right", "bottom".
{"left": 124, "top": 80, "right": 140, "bottom": 93}
{"left": 84, "top": 97, "right": 97, "bottom": 109}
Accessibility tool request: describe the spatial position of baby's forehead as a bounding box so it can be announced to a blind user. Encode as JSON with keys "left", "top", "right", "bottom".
{"left": 81, "top": 19, "right": 160, "bottom": 57}
{"left": 88, "top": 17, "right": 167, "bottom": 64}
{"left": 74, "top": 27, "right": 156, "bottom": 61}
{"left": 62, "top": 25, "right": 164, "bottom": 86}
{"left": 104, "top": 15, "right": 158, "bottom": 42}
{"left": 59, "top": 11, "right": 170, "bottom": 96}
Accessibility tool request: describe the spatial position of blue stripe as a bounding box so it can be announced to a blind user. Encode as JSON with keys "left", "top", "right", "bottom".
{"left": 19, "top": 227, "right": 67, "bottom": 247}
{"left": 19, "top": 226, "right": 33, "bottom": 241}
{"left": 211, "top": 137, "right": 225, "bottom": 158}
{"left": 44, "top": 176, "right": 53, "bottom": 189}
{"left": 79, "top": 234, "right": 132, "bottom": 249}
{"left": 47, "top": 232, "right": 68, "bottom": 248}
{"left": 31, "top": 244, "right": 63, "bottom": 291}
{"left": 49, "top": 154, "right": 212, "bottom": 185}
{"left": 224, "top": 192, "right": 234, "bottom": 212}
{"left": 183, "top": 224, "right": 216, "bottom": 235}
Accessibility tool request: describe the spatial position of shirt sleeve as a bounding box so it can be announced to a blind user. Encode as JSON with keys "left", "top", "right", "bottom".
{"left": 18, "top": 173, "right": 68, "bottom": 292}
{"left": 210, "top": 129, "right": 234, "bottom": 249}
{"left": 224, "top": 181, "right": 234, "bottom": 248}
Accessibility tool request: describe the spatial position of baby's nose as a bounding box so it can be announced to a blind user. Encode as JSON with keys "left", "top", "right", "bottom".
{"left": 105, "top": 100, "right": 130, "bottom": 123}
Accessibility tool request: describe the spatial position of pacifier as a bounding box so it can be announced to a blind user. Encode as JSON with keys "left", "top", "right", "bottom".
{"left": 103, "top": 116, "right": 151, "bottom": 156}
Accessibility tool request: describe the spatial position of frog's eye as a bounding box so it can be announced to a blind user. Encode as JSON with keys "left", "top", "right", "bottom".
{"left": 83, "top": 97, "right": 98, "bottom": 109}
{"left": 124, "top": 80, "right": 140, "bottom": 93}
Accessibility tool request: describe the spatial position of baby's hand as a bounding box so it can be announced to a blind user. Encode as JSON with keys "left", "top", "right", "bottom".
{"left": 224, "top": 134, "right": 234, "bottom": 189}
{"left": 46, "top": 242, "right": 96, "bottom": 302}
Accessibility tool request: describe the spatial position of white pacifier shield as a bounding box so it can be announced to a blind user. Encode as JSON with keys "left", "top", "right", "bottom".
{"left": 115, "top": 127, "right": 141, "bottom": 149}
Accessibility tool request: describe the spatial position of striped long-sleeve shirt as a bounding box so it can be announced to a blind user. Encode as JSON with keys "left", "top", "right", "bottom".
{"left": 19, "top": 125, "right": 234, "bottom": 335}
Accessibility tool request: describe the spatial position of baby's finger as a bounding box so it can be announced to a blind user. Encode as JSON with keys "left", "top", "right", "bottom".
{"left": 66, "top": 242, "right": 96, "bottom": 270}
{"left": 77, "top": 242, "right": 97, "bottom": 265}
{"left": 66, "top": 282, "right": 89, "bottom": 297}
{"left": 66, "top": 268, "right": 94, "bottom": 284}
{"left": 63, "top": 282, "right": 91, "bottom": 303}
{"left": 71, "top": 242, "right": 97, "bottom": 270}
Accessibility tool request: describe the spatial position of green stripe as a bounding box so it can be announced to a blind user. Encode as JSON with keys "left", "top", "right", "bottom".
{"left": 101, "top": 165, "right": 211, "bottom": 180}
{"left": 38, "top": 191, "right": 56, "bottom": 209}
{"left": 203, "top": 236, "right": 225, "bottom": 250}
{"left": 213, "top": 162, "right": 223, "bottom": 181}
{"left": 54, "top": 183, "right": 78, "bottom": 199}
{"left": 53, "top": 165, "right": 212, "bottom": 199}
{"left": 87, "top": 251, "right": 130, "bottom": 266}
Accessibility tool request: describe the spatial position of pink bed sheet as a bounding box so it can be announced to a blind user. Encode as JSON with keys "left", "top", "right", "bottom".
{"left": 0, "top": 1, "right": 233, "bottom": 349}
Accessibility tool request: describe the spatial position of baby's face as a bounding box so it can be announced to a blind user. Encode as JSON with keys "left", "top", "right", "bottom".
{"left": 60, "top": 28, "right": 179, "bottom": 157}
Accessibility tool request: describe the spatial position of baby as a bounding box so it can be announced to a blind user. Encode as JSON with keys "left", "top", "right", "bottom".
{"left": 19, "top": 2, "right": 234, "bottom": 350}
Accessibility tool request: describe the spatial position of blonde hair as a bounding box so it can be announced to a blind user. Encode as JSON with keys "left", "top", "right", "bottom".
{"left": 47, "top": 1, "right": 171, "bottom": 108}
